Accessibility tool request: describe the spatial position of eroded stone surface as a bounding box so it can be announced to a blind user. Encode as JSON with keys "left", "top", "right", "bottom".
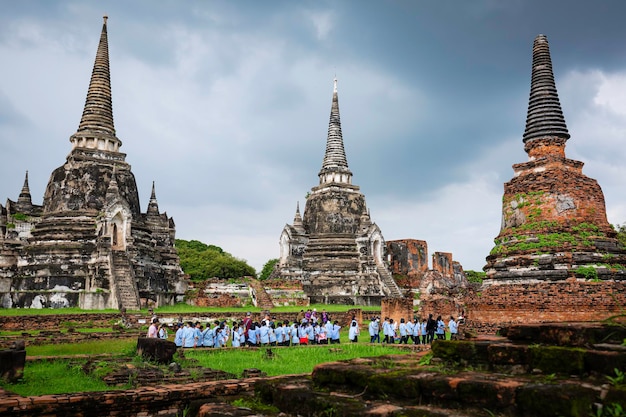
{"left": 276, "top": 80, "right": 401, "bottom": 304}
{"left": 0, "top": 18, "right": 186, "bottom": 310}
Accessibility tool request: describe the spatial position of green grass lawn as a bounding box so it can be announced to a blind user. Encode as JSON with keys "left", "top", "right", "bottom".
{"left": 1, "top": 360, "right": 116, "bottom": 396}
{"left": 0, "top": 307, "right": 122, "bottom": 316}
{"left": 26, "top": 338, "right": 137, "bottom": 356}
{"left": 2, "top": 338, "right": 410, "bottom": 396}
{"left": 184, "top": 343, "right": 407, "bottom": 377}
{"left": 0, "top": 303, "right": 381, "bottom": 317}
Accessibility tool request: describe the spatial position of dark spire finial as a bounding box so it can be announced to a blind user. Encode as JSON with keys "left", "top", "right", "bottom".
{"left": 17, "top": 171, "right": 32, "bottom": 211}
{"left": 318, "top": 77, "right": 352, "bottom": 185}
{"left": 76, "top": 17, "right": 116, "bottom": 137}
{"left": 147, "top": 181, "right": 160, "bottom": 216}
{"left": 293, "top": 201, "right": 304, "bottom": 230}
{"left": 522, "top": 34, "right": 570, "bottom": 143}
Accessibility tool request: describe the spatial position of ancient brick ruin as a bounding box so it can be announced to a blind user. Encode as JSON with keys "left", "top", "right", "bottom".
{"left": 0, "top": 17, "right": 187, "bottom": 310}
{"left": 478, "top": 35, "right": 626, "bottom": 325}
{"left": 276, "top": 79, "right": 402, "bottom": 305}
{"left": 386, "top": 239, "right": 468, "bottom": 317}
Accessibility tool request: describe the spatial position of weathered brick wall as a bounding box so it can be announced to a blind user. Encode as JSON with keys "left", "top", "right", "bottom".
{"left": 387, "top": 239, "right": 428, "bottom": 275}
{"left": 0, "top": 313, "right": 130, "bottom": 331}
{"left": 464, "top": 281, "right": 626, "bottom": 332}
{"left": 0, "top": 331, "right": 141, "bottom": 349}
{"left": 432, "top": 252, "right": 453, "bottom": 277}
{"left": 381, "top": 298, "right": 413, "bottom": 325}
{"left": 418, "top": 296, "right": 463, "bottom": 321}
{"left": 0, "top": 377, "right": 260, "bottom": 417}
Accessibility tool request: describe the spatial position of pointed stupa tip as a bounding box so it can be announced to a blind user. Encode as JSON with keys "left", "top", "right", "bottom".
{"left": 319, "top": 77, "right": 352, "bottom": 181}
{"left": 522, "top": 34, "right": 570, "bottom": 143}
{"left": 294, "top": 201, "right": 302, "bottom": 221}
{"left": 22, "top": 171, "right": 30, "bottom": 190}
{"left": 293, "top": 201, "right": 303, "bottom": 228}
{"left": 76, "top": 16, "right": 116, "bottom": 137}
{"left": 147, "top": 180, "right": 160, "bottom": 215}
{"left": 17, "top": 170, "right": 32, "bottom": 209}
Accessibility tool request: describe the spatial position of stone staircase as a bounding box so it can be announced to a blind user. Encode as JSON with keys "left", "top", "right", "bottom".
{"left": 248, "top": 279, "right": 274, "bottom": 310}
{"left": 111, "top": 251, "right": 140, "bottom": 311}
{"left": 377, "top": 264, "right": 403, "bottom": 298}
{"left": 302, "top": 236, "right": 360, "bottom": 271}
{"left": 252, "top": 321, "right": 626, "bottom": 416}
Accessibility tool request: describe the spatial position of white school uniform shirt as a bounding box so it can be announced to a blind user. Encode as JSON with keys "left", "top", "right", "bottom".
{"left": 325, "top": 321, "right": 334, "bottom": 336}
{"left": 448, "top": 319, "right": 458, "bottom": 334}
{"left": 274, "top": 326, "right": 284, "bottom": 343}
{"left": 383, "top": 321, "right": 390, "bottom": 336}
{"left": 348, "top": 324, "right": 359, "bottom": 341}
{"left": 202, "top": 327, "right": 214, "bottom": 347}
{"left": 291, "top": 324, "right": 300, "bottom": 344}
{"left": 412, "top": 321, "right": 420, "bottom": 337}
{"left": 369, "top": 321, "right": 379, "bottom": 336}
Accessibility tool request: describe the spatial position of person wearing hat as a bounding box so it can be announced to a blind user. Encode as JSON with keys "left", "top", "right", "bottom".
{"left": 147, "top": 317, "right": 158, "bottom": 338}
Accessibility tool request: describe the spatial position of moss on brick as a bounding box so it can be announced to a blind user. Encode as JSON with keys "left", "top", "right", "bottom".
{"left": 529, "top": 345, "right": 586, "bottom": 375}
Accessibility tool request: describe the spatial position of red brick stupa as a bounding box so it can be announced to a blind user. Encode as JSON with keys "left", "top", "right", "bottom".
{"left": 474, "top": 35, "right": 626, "bottom": 325}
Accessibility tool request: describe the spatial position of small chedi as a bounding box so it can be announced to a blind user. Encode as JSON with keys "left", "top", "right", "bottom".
{"left": 0, "top": 17, "right": 186, "bottom": 310}
{"left": 276, "top": 79, "right": 402, "bottom": 305}
{"left": 475, "top": 35, "right": 626, "bottom": 325}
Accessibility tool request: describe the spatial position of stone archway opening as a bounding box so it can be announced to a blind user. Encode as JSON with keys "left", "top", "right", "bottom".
{"left": 372, "top": 238, "right": 383, "bottom": 265}
{"left": 279, "top": 233, "right": 290, "bottom": 266}
{"left": 111, "top": 212, "right": 127, "bottom": 250}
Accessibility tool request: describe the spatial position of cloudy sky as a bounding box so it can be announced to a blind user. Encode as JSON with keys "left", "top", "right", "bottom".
{"left": 1, "top": 1, "right": 626, "bottom": 273}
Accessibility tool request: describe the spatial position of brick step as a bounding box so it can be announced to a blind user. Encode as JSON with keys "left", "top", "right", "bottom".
{"left": 248, "top": 278, "right": 274, "bottom": 310}
{"left": 501, "top": 321, "right": 626, "bottom": 347}
{"left": 376, "top": 265, "right": 403, "bottom": 297}
{"left": 432, "top": 339, "right": 626, "bottom": 377}
{"left": 111, "top": 252, "right": 140, "bottom": 311}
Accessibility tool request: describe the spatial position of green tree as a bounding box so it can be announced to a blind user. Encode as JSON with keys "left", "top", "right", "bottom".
{"left": 175, "top": 239, "right": 256, "bottom": 281}
{"left": 259, "top": 258, "right": 279, "bottom": 281}
{"left": 465, "top": 270, "right": 486, "bottom": 284}
{"left": 615, "top": 223, "right": 626, "bottom": 248}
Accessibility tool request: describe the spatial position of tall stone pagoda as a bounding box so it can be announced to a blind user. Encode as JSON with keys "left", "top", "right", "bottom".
{"left": 0, "top": 17, "right": 187, "bottom": 310}
{"left": 484, "top": 34, "right": 626, "bottom": 284}
{"left": 277, "top": 79, "right": 402, "bottom": 305}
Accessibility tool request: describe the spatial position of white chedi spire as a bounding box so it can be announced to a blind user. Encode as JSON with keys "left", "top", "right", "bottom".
{"left": 318, "top": 77, "right": 352, "bottom": 185}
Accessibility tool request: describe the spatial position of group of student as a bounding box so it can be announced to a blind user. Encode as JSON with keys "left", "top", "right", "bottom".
{"left": 147, "top": 310, "right": 460, "bottom": 348}
{"left": 165, "top": 312, "right": 361, "bottom": 348}
{"left": 368, "top": 314, "right": 460, "bottom": 344}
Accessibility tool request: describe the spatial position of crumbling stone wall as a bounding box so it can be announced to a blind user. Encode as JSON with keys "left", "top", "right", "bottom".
{"left": 387, "top": 239, "right": 428, "bottom": 276}
{"left": 432, "top": 252, "right": 453, "bottom": 277}
{"left": 0, "top": 378, "right": 257, "bottom": 417}
{"left": 381, "top": 298, "right": 413, "bottom": 324}
{"left": 464, "top": 280, "right": 626, "bottom": 332}
{"left": 0, "top": 313, "right": 128, "bottom": 332}
{"left": 419, "top": 295, "right": 465, "bottom": 321}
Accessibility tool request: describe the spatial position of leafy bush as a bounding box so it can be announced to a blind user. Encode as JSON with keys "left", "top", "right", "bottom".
{"left": 575, "top": 266, "right": 598, "bottom": 281}
{"left": 259, "top": 258, "right": 279, "bottom": 281}
{"left": 465, "top": 270, "right": 486, "bottom": 284}
{"left": 615, "top": 223, "right": 626, "bottom": 249}
{"left": 175, "top": 239, "right": 256, "bottom": 281}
